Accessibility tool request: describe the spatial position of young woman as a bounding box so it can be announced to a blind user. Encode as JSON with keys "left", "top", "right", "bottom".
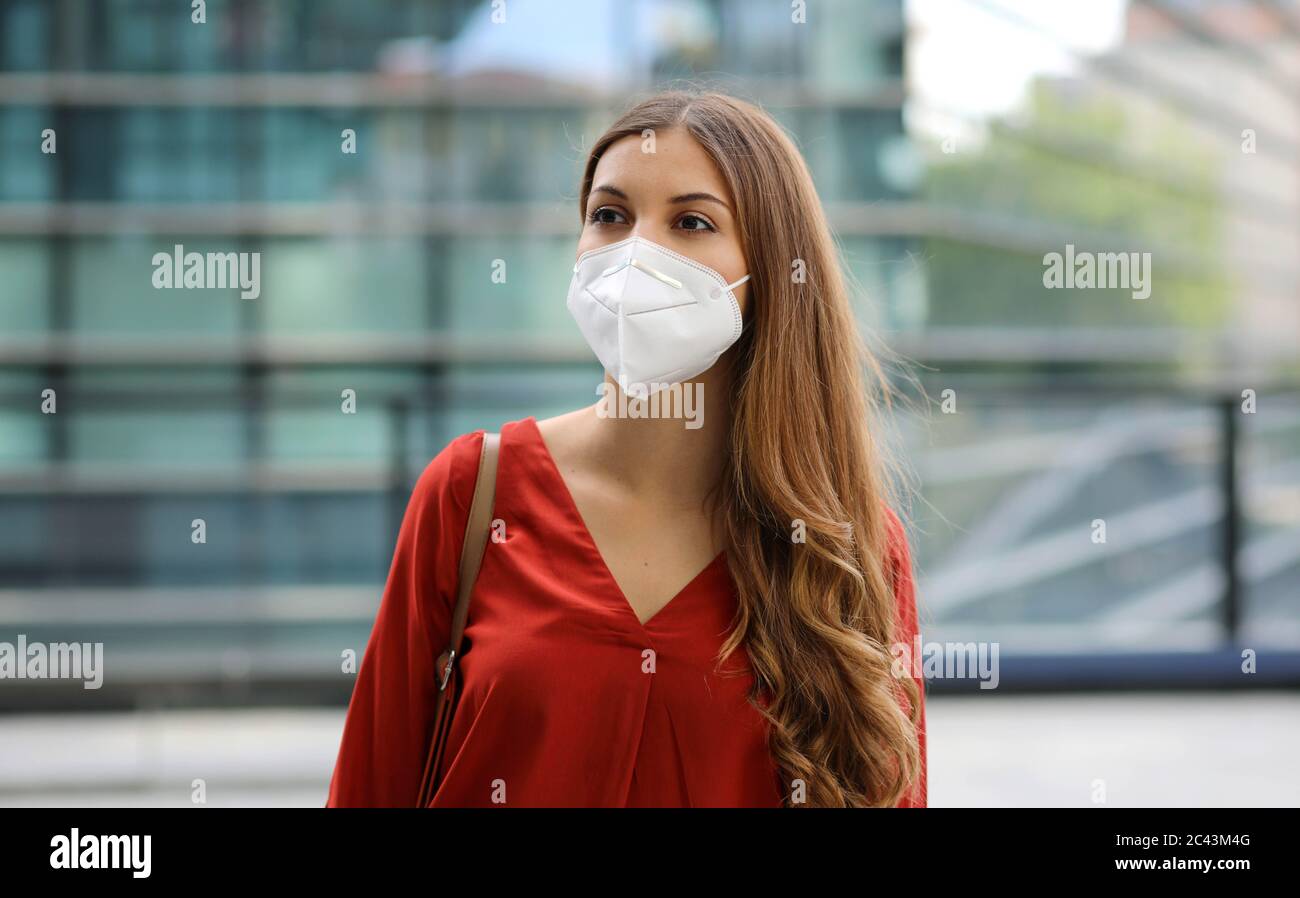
{"left": 326, "top": 90, "right": 926, "bottom": 808}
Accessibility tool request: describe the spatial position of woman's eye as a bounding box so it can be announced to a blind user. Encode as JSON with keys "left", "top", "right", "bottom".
{"left": 677, "top": 214, "right": 715, "bottom": 232}
{"left": 587, "top": 207, "right": 626, "bottom": 225}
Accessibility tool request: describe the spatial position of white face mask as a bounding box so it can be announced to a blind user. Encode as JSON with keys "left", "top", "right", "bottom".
{"left": 565, "top": 235, "right": 751, "bottom": 399}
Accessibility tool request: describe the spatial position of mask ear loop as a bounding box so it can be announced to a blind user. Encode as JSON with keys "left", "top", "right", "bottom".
{"left": 709, "top": 273, "right": 751, "bottom": 301}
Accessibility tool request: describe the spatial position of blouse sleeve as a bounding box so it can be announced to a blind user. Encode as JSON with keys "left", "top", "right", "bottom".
{"left": 885, "top": 505, "right": 928, "bottom": 809}
{"left": 325, "top": 430, "right": 484, "bottom": 807}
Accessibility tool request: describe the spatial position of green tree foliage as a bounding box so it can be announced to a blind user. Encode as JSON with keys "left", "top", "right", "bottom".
{"left": 922, "top": 79, "right": 1229, "bottom": 330}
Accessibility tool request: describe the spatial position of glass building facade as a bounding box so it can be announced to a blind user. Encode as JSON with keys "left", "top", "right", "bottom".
{"left": 0, "top": 0, "right": 920, "bottom": 698}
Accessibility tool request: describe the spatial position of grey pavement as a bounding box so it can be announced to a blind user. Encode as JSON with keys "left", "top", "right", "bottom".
{"left": 1, "top": 692, "right": 1296, "bottom": 807}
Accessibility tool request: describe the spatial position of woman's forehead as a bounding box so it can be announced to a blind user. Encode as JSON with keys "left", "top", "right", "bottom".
{"left": 592, "top": 129, "right": 731, "bottom": 200}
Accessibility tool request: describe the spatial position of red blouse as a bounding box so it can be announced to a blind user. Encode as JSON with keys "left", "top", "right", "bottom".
{"left": 326, "top": 415, "right": 926, "bottom": 808}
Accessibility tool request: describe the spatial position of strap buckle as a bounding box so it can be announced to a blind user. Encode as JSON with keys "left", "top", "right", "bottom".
{"left": 438, "top": 649, "right": 456, "bottom": 692}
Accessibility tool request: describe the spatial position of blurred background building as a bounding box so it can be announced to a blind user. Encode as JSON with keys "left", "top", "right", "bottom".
{"left": 0, "top": 0, "right": 1297, "bottom": 806}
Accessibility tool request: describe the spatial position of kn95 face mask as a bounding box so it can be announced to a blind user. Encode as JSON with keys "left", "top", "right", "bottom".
{"left": 565, "top": 235, "right": 751, "bottom": 399}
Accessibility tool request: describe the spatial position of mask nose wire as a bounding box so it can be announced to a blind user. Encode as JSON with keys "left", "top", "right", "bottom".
{"left": 628, "top": 258, "right": 682, "bottom": 289}
{"left": 589, "top": 257, "right": 683, "bottom": 289}
{"left": 574, "top": 250, "right": 749, "bottom": 297}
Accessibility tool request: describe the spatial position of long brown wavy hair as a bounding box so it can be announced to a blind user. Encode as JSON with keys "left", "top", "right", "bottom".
{"left": 577, "top": 89, "right": 922, "bottom": 807}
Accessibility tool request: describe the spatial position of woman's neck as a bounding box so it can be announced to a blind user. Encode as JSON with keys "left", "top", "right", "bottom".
{"left": 580, "top": 369, "right": 733, "bottom": 512}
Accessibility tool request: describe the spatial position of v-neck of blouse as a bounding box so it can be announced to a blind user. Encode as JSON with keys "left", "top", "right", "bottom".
{"left": 519, "top": 415, "right": 727, "bottom": 632}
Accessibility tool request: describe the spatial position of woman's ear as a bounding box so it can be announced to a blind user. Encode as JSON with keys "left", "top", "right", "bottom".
{"left": 737, "top": 278, "right": 754, "bottom": 320}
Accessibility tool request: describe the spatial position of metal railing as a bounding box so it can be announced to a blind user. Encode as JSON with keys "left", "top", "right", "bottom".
{"left": 0, "top": 374, "right": 1297, "bottom": 709}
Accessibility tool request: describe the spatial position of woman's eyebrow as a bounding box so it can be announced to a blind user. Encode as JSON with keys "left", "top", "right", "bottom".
{"left": 668, "top": 191, "right": 731, "bottom": 212}
{"left": 589, "top": 184, "right": 732, "bottom": 213}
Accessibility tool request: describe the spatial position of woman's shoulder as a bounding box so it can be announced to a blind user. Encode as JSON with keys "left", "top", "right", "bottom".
{"left": 881, "top": 503, "right": 912, "bottom": 570}
{"left": 410, "top": 428, "right": 486, "bottom": 510}
{"left": 880, "top": 502, "right": 919, "bottom": 633}
{"left": 407, "top": 415, "right": 538, "bottom": 513}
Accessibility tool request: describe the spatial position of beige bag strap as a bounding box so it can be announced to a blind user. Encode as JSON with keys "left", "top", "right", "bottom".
{"left": 416, "top": 430, "right": 500, "bottom": 806}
